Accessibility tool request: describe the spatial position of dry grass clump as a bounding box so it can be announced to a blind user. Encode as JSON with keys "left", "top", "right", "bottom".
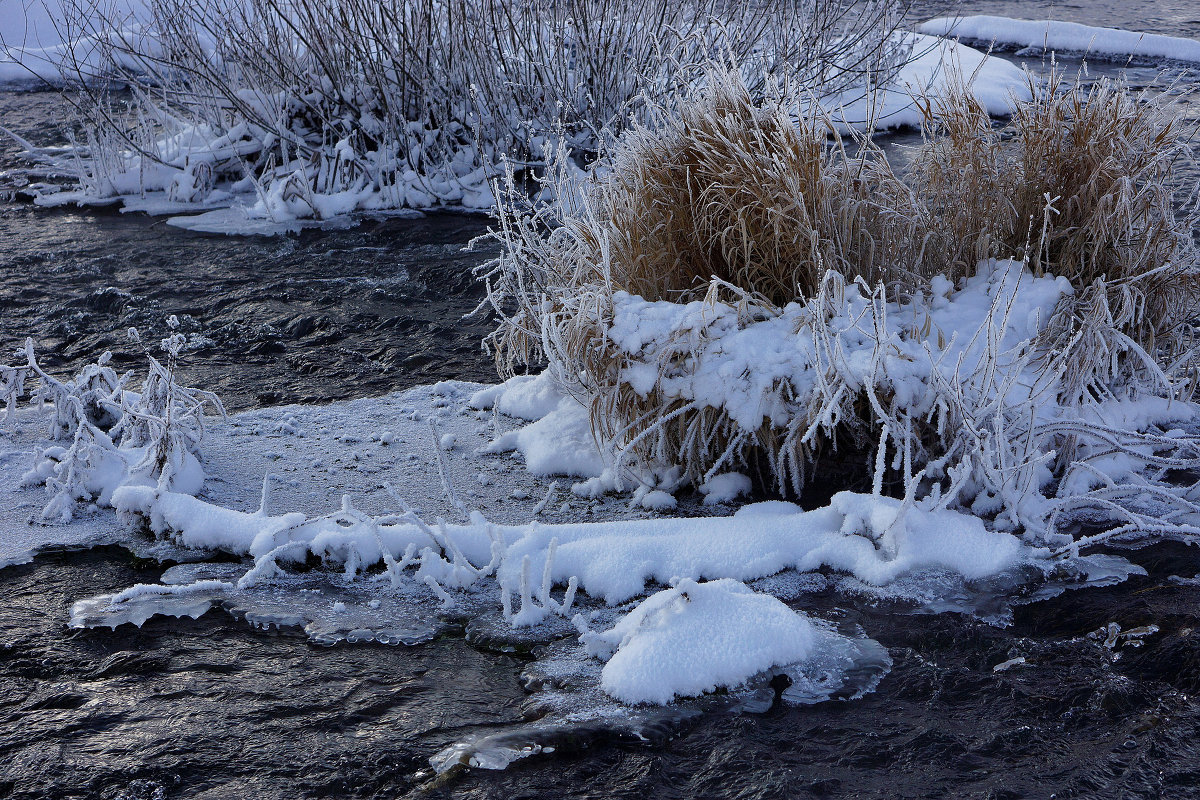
{"left": 482, "top": 65, "right": 1200, "bottom": 495}
{"left": 913, "top": 71, "right": 1200, "bottom": 398}
{"left": 485, "top": 69, "right": 930, "bottom": 367}
{"left": 569, "top": 73, "right": 931, "bottom": 307}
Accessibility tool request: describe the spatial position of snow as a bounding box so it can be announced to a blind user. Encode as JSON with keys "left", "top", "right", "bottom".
{"left": 584, "top": 578, "right": 818, "bottom": 705}
{"left": 700, "top": 473, "right": 752, "bottom": 505}
{"left": 919, "top": 16, "right": 1200, "bottom": 64}
{"left": 599, "top": 259, "right": 1071, "bottom": 439}
{"left": 0, "top": 0, "right": 152, "bottom": 86}
{"left": 495, "top": 491, "right": 1028, "bottom": 605}
{"left": 822, "top": 32, "right": 1030, "bottom": 132}
{"left": 482, "top": 394, "right": 607, "bottom": 478}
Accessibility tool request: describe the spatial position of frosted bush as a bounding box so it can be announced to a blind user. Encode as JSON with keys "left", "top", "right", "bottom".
{"left": 479, "top": 65, "right": 1200, "bottom": 547}
{"left": 5, "top": 331, "right": 225, "bottom": 522}
{"left": 20, "top": 0, "right": 913, "bottom": 226}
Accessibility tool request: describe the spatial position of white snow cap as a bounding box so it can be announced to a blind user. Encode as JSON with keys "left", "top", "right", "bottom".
{"left": 918, "top": 16, "right": 1200, "bottom": 64}
{"left": 587, "top": 578, "right": 818, "bottom": 705}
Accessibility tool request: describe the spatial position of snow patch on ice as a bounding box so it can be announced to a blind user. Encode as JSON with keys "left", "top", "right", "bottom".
{"left": 919, "top": 16, "right": 1200, "bottom": 65}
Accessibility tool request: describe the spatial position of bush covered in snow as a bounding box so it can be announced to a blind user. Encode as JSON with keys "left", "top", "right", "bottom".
{"left": 3, "top": 329, "right": 224, "bottom": 522}
{"left": 479, "top": 65, "right": 1200, "bottom": 543}
{"left": 18, "top": 0, "right": 913, "bottom": 227}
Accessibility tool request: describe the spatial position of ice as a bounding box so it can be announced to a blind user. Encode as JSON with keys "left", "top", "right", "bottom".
{"left": 69, "top": 576, "right": 229, "bottom": 629}
{"left": 71, "top": 562, "right": 449, "bottom": 646}
{"left": 164, "top": 207, "right": 357, "bottom": 236}
{"left": 993, "top": 656, "right": 1027, "bottom": 672}
{"left": 832, "top": 552, "right": 1149, "bottom": 626}
{"left": 919, "top": 16, "right": 1200, "bottom": 64}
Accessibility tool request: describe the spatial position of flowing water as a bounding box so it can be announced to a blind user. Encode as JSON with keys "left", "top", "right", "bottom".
{"left": 3, "top": 2, "right": 1200, "bottom": 798}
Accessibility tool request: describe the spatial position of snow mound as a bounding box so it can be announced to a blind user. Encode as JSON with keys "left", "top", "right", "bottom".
{"left": 824, "top": 32, "right": 1030, "bottom": 132}
{"left": 0, "top": 0, "right": 155, "bottom": 86}
{"left": 585, "top": 579, "right": 817, "bottom": 704}
{"left": 498, "top": 491, "right": 1029, "bottom": 606}
{"left": 700, "top": 473, "right": 752, "bottom": 505}
{"left": 919, "top": 16, "right": 1200, "bottom": 64}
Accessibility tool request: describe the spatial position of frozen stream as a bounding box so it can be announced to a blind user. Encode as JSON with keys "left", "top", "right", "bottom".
{"left": 3, "top": 2, "right": 1200, "bottom": 798}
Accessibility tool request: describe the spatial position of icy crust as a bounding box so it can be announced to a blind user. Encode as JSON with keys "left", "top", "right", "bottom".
{"left": 919, "top": 16, "right": 1200, "bottom": 65}
{"left": 69, "top": 562, "right": 449, "bottom": 646}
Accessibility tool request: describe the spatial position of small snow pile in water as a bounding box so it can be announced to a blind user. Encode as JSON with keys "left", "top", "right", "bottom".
{"left": 823, "top": 32, "right": 1029, "bottom": 131}
{"left": 919, "top": 16, "right": 1200, "bottom": 64}
{"left": 584, "top": 578, "right": 817, "bottom": 705}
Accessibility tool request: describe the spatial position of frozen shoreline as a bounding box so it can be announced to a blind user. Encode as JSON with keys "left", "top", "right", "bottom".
{"left": 0, "top": 363, "right": 1177, "bottom": 771}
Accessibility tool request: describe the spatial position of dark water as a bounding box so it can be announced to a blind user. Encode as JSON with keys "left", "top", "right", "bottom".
{"left": 4, "top": 2, "right": 1200, "bottom": 797}
{"left": 6, "top": 544, "right": 1200, "bottom": 799}
{"left": 0, "top": 95, "right": 499, "bottom": 412}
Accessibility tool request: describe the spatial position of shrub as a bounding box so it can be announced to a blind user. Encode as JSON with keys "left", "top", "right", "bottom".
{"left": 913, "top": 70, "right": 1200, "bottom": 400}
{"left": 37, "top": 0, "right": 913, "bottom": 217}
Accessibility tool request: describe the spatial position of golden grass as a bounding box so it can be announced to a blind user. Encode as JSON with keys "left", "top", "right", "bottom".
{"left": 576, "top": 72, "right": 929, "bottom": 307}
{"left": 482, "top": 65, "right": 1199, "bottom": 494}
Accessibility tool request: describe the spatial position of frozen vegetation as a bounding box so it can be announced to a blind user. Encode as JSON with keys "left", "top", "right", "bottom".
{"left": 3, "top": 0, "right": 1200, "bottom": 780}
{"left": 0, "top": 0, "right": 1041, "bottom": 232}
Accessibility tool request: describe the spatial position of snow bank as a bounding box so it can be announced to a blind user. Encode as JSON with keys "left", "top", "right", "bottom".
{"left": 824, "top": 32, "right": 1030, "bottom": 132}
{"left": 496, "top": 492, "right": 1028, "bottom": 605}
{"left": 107, "top": 478, "right": 1029, "bottom": 617}
{"left": 584, "top": 579, "right": 817, "bottom": 704}
{"left": 919, "top": 16, "right": 1200, "bottom": 64}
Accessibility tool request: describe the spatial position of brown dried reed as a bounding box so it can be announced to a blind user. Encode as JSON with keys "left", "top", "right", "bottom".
{"left": 482, "top": 64, "right": 1199, "bottom": 495}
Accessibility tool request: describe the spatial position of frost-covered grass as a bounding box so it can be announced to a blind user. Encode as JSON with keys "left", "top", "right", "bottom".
{"left": 479, "top": 64, "right": 1200, "bottom": 545}
{"left": 8, "top": 0, "right": 922, "bottom": 231}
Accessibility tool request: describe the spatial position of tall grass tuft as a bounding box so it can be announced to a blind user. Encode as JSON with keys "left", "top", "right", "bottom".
{"left": 481, "top": 64, "right": 1200, "bottom": 498}
{"left": 913, "top": 70, "right": 1200, "bottom": 400}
